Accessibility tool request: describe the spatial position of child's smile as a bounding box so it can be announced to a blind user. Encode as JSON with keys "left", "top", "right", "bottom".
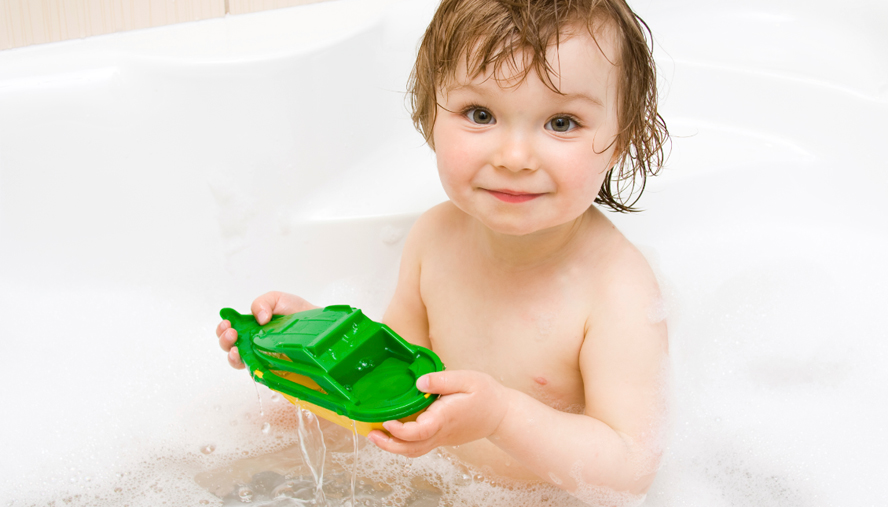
{"left": 432, "top": 29, "right": 621, "bottom": 237}
{"left": 485, "top": 189, "right": 546, "bottom": 203}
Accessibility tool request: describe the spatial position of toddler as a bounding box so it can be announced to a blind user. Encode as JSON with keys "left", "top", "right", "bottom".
{"left": 218, "top": 0, "right": 669, "bottom": 500}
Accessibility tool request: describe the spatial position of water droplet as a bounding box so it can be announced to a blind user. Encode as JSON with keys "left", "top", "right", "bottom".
{"left": 261, "top": 422, "right": 271, "bottom": 434}
{"left": 200, "top": 444, "right": 216, "bottom": 455}
{"left": 270, "top": 392, "right": 281, "bottom": 402}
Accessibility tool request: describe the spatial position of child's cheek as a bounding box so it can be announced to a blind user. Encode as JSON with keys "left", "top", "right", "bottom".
{"left": 435, "top": 133, "right": 479, "bottom": 190}
{"left": 554, "top": 150, "right": 600, "bottom": 190}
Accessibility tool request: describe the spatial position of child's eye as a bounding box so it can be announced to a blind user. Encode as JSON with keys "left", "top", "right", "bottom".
{"left": 546, "top": 116, "right": 579, "bottom": 133}
{"left": 465, "top": 107, "right": 495, "bottom": 125}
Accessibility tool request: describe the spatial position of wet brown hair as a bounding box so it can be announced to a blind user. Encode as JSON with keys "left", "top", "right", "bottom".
{"left": 408, "top": 0, "right": 668, "bottom": 212}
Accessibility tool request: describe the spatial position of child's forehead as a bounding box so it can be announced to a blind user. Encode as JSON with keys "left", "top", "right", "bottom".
{"left": 440, "top": 28, "right": 619, "bottom": 100}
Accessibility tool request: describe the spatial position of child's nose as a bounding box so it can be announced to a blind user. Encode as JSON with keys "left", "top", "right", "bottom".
{"left": 492, "top": 129, "right": 539, "bottom": 173}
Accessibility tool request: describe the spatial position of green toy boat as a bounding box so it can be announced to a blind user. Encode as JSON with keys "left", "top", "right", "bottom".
{"left": 220, "top": 305, "right": 444, "bottom": 435}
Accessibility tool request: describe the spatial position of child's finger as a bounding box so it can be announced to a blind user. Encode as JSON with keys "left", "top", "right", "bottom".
{"left": 216, "top": 319, "right": 230, "bottom": 338}
{"left": 218, "top": 326, "right": 238, "bottom": 351}
{"left": 251, "top": 292, "right": 319, "bottom": 325}
{"left": 417, "top": 370, "right": 482, "bottom": 396}
{"left": 367, "top": 430, "right": 433, "bottom": 459}
{"left": 250, "top": 294, "right": 276, "bottom": 325}
{"left": 228, "top": 347, "right": 246, "bottom": 369}
{"left": 383, "top": 413, "right": 441, "bottom": 442}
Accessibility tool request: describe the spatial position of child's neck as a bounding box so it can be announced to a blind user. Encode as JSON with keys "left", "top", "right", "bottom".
{"left": 474, "top": 208, "right": 597, "bottom": 271}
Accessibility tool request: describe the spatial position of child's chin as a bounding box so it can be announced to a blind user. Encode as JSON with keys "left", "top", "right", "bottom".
{"left": 480, "top": 218, "right": 549, "bottom": 237}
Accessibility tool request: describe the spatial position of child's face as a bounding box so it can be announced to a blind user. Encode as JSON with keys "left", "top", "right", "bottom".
{"left": 432, "top": 28, "right": 621, "bottom": 237}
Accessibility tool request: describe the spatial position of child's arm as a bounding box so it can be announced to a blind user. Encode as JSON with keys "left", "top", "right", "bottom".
{"left": 370, "top": 253, "right": 668, "bottom": 495}
{"left": 381, "top": 213, "right": 434, "bottom": 349}
{"left": 216, "top": 291, "right": 320, "bottom": 369}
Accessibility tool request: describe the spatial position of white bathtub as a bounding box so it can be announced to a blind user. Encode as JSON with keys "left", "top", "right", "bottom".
{"left": 1, "top": 0, "right": 886, "bottom": 505}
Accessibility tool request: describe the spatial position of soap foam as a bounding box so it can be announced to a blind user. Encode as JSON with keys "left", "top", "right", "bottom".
{"left": 4, "top": 231, "right": 887, "bottom": 506}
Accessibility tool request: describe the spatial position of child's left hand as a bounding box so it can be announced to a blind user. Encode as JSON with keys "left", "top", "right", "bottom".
{"left": 367, "top": 370, "right": 511, "bottom": 458}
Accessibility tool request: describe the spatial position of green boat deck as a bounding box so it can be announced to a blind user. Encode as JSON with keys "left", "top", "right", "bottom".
{"left": 220, "top": 305, "right": 444, "bottom": 423}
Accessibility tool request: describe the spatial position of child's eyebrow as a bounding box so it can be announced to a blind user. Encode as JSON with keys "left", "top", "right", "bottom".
{"left": 446, "top": 82, "right": 604, "bottom": 109}
{"left": 559, "top": 92, "right": 605, "bottom": 108}
{"left": 444, "top": 82, "right": 485, "bottom": 95}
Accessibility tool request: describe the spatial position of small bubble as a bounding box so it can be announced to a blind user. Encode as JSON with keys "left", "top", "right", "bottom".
{"left": 261, "top": 422, "right": 271, "bottom": 434}
{"left": 271, "top": 481, "right": 299, "bottom": 498}
{"left": 454, "top": 473, "right": 472, "bottom": 486}
{"left": 270, "top": 392, "right": 281, "bottom": 402}
{"left": 238, "top": 485, "right": 254, "bottom": 503}
{"left": 200, "top": 444, "right": 216, "bottom": 455}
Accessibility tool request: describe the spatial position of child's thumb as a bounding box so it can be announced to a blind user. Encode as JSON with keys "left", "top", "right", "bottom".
{"left": 416, "top": 371, "right": 477, "bottom": 395}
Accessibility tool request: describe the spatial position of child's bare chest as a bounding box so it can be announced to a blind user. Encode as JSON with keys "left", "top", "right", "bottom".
{"left": 420, "top": 258, "right": 590, "bottom": 412}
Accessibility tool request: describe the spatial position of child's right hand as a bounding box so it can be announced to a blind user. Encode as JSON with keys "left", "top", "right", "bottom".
{"left": 216, "top": 291, "right": 319, "bottom": 370}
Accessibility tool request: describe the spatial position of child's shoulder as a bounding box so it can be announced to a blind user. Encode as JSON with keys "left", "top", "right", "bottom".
{"left": 580, "top": 209, "right": 663, "bottom": 324}
{"left": 403, "top": 201, "right": 467, "bottom": 248}
{"left": 414, "top": 200, "right": 465, "bottom": 230}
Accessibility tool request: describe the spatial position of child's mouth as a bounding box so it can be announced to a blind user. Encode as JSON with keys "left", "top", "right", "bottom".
{"left": 486, "top": 189, "right": 544, "bottom": 203}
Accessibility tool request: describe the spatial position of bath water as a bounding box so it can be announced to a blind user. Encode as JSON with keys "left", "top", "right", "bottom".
{"left": 204, "top": 398, "right": 630, "bottom": 507}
